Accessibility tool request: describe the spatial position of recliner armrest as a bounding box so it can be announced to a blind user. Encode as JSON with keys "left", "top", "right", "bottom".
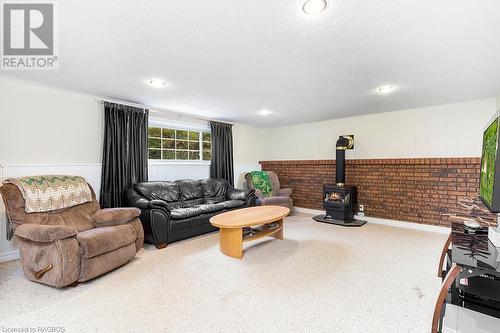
{"left": 92, "top": 207, "right": 141, "bottom": 227}
{"left": 14, "top": 224, "right": 77, "bottom": 242}
{"left": 276, "top": 188, "right": 292, "bottom": 197}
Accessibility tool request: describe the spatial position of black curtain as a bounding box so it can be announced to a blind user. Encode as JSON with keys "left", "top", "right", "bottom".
{"left": 100, "top": 102, "right": 149, "bottom": 208}
{"left": 210, "top": 121, "right": 234, "bottom": 186}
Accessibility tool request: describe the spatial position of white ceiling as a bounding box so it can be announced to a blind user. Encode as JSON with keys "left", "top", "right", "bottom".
{"left": 3, "top": 0, "right": 500, "bottom": 126}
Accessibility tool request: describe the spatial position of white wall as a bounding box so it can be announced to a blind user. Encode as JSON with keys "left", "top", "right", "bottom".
{"left": 0, "top": 78, "right": 103, "bottom": 164}
{"left": 232, "top": 124, "right": 263, "bottom": 163}
{"left": 259, "top": 98, "right": 497, "bottom": 160}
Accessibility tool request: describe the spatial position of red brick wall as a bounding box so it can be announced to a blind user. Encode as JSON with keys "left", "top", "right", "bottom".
{"left": 260, "top": 158, "right": 483, "bottom": 227}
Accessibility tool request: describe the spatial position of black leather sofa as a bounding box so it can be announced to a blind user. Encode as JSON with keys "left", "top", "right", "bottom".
{"left": 126, "top": 178, "right": 255, "bottom": 248}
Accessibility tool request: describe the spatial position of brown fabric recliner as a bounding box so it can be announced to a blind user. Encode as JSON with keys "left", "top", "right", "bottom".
{"left": 245, "top": 171, "right": 293, "bottom": 212}
{"left": 0, "top": 183, "right": 144, "bottom": 288}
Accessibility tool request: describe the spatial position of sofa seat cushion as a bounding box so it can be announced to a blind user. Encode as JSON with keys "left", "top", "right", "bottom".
{"left": 77, "top": 224, "right": 137, "bottom": 259}
{"left": 213, "top": 200, "right": 246, "bottom": 210}
{"left": 170, "top": 207, "right": 203, "bottom": 220}
{"left": 197, "top": 203, "right": 223, "bottom": 214}
{"left": 170, "top": 200, "right": 245, "bottom": 220}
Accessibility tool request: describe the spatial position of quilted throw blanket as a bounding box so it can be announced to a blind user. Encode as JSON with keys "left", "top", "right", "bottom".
{"left": 249, "top": 171, "right": 273, "bottom": 197}
{"left": 4, "top": 175, "right": 92, "bottom": 213}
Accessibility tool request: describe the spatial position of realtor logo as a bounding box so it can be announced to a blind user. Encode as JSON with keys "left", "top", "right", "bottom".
{"left": 1, "top": 1, "right": 58, "bottom": 70}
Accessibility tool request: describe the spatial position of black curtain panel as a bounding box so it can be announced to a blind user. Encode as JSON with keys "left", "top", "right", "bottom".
{"left": 100, "top": 102, "right": 149, "bottom": 208}
{"left": 210, "top": 121, "right": 234, "bottom": 186}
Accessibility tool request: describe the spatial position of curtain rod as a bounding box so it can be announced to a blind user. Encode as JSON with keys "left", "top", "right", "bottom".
{"left": 94, "top": 98, "right": 234, "bottom": 125}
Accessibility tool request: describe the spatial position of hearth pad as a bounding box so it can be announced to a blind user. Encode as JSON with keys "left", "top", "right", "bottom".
{"left": 313, "top": 214, "right": 367, "bottom": 227}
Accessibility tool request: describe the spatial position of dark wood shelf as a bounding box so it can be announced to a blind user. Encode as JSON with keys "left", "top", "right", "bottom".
{"left": 243, "top": 225, "right": 282, "bottom": 242}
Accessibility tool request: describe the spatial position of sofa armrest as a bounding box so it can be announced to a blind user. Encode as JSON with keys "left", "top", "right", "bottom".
{"left": 92, "top": 207, "right": 141, "bottom": 227}
{"left": 126, "top": 188, "right": 171, "bottom": 214}
{"left": 277, "top": 188, "right": 293, "bottom": 197}
{"left": 14, "top": 224, "right": 77, "bottom": 242}
{"left": 227, "top": 186, "right": 254, "bottom": 200}
{"left": 126, "top": 188, "right": 150, "bottom": 209}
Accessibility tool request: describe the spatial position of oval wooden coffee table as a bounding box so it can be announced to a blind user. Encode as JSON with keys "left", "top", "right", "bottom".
{"left": 210, "top": 205, "right": 290, "bottom": 259}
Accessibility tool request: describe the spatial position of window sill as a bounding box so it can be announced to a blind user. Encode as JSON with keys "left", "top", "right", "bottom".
{"left": 148, "top": 160, "right": 211, "bottom": 166}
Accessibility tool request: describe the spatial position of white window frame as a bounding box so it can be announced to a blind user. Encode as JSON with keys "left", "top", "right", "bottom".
{"left": 148, "top": 119, "right": 211, "bottom": 164}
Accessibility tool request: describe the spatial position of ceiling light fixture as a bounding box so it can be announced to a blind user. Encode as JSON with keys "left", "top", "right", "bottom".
{"left": 258, "top": 109, "right": 273, "bottom": 116}
{"left": 376, "top": 85, "right": 397, "bottom": 94}
{"left": 303, "top": 0, "right": 327, "bottom": 15}
{"left": 148, "top": 79, "right": 167, "bottom": 89}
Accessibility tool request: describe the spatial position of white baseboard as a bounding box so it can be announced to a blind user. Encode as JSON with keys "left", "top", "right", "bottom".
{"left": 0, "top": 250, "right": 19, "bottom": 262}
{"left": 294, "top": 207, "right": 451, "bottom": 234}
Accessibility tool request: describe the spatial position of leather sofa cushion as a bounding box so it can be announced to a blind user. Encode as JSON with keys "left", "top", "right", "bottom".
{"left": 182, "top": 198, "right": 205, "bottom": 207}
{"left": 170, "top": 200, "right": 246, "bottom": 220}
{"left": 175, "top": 180, "right": 204, "bottom": 201}
{"left": 92, "top": 208, "right": 141, "bottom": 227}
{"left": 213, "top": 200, "right": 246, "bottom": 210}
{"left": 135, "top": 181, "right": 180, "bottom": 202}
{"left": 200, "top": 179, "right": 228, "bottom": 204}
{"left": 197, "top": 203, "right": 222, "bottom": 214}
{"left": 170, "top": 207, "right": 203, "bottom": 220}
{"left": 77, "top": 224, "right": 137, "bottom": 259}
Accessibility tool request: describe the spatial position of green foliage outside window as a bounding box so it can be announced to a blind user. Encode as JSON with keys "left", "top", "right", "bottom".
{"left": 148, "top": 127, "right": 211, "bottom": 161}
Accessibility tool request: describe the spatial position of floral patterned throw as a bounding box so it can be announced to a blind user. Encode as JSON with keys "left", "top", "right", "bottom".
{"left": 4, "top": 175, "right": 92, "bottom": 213}
{"left": 249, "top": 171, "right": 273, "bottom": 197}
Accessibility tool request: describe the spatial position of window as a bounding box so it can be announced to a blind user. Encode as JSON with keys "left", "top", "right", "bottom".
{"left": 148, "top": 127, "right": 211, "bottom": 161}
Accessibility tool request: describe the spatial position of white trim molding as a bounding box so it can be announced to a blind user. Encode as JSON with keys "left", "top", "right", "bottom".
{"left": 294, "top": 207, "right": 451, "bottom": 234}
{"left": 0, "top": 250, "right": 19, "bottom": 262}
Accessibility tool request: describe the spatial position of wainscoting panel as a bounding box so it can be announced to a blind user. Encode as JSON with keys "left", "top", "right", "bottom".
{"left": 148, "top": 162, "right": 210, "bottom": 182}
{"left": 260, "top": 158, "right": 488, "bottom": 227}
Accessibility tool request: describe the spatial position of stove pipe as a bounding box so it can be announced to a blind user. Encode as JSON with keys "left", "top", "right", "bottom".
{"left": 335, "top": 136, "right": 354, "bottom": 186}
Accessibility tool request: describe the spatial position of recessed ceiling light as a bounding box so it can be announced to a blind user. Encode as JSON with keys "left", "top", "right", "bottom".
{"left": 303, "top": 0, "right": 327, "bottom": 15}
{"left": 376, "top": 85, "right": 397, "bottom": 94}
{"left": 258, "top": 109, "right": 273, "bottom": 116}
{"left": 148, "top": 79, "right": 167, "bottom": 89}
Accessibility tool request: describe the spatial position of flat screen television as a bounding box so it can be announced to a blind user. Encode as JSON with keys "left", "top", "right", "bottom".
{"left": 479, "top": 112, "right": 500, "bottom": 212}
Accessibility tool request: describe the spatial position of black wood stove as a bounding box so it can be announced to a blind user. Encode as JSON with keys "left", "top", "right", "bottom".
{"left": 313, "top": 135, "right": 366, "bottom": 227}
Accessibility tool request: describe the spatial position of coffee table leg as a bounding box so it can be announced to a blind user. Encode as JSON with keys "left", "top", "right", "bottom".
{"left": 271, "top": 219, "right": 283, "bottom": 240}
{"left": 220, "top": 227, "right": 243, "bottom": 259}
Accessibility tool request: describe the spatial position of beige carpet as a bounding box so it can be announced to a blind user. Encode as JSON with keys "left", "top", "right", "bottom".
{"left": 0, "top": 213, "right": 447, "bottom": 333}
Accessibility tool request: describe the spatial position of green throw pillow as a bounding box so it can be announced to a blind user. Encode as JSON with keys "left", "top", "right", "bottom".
{"left": 250, "top": 171, "right": 273, "bottom": 197}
